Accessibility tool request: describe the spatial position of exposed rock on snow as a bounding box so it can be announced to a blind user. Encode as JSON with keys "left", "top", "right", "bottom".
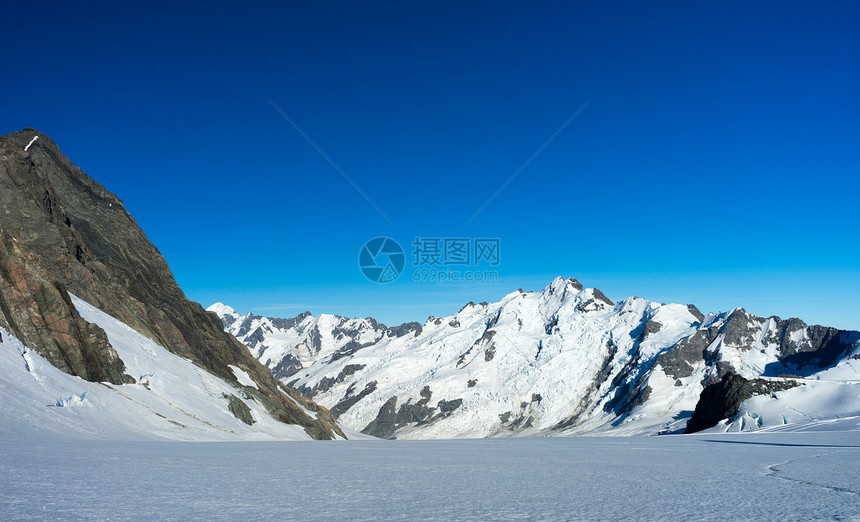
{"left": 685, "top": 372, "right": 799, "bottom": 433}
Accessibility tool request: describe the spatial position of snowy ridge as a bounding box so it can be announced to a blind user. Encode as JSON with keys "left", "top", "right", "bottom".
{"left": 213, "top": 277, "right": 860, "bottom": 439}
{"left": 0, "top": 295, "right": 337, "bottom": 441}
{"left": 212, "top": 304, "right": 420, "bottom": 380}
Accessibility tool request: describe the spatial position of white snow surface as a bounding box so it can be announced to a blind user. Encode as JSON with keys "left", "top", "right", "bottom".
{"left": 23, "top": 135, "right": 38, "bottom": 151}
{"left": 1, "top": 425, "right": 859, "bottom": 520}
{"left": 213, "top": 277, "right": 860, "bottom": 439}
{"left": 0, "top": 295, "right": 326, "bottom": 441}
{"left": 228, "top": 364, "right": 258, "bottom": 389}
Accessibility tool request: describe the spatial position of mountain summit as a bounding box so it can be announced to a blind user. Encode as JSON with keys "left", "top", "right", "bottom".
{"left": 0, "top": 129, "right": 341, "bottom": 439}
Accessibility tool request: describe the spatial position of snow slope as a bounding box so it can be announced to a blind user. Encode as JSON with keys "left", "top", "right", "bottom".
{"left": 0, "top": 295, "right": 335, "bottom": 441}
{"left": 2, "top": 426, "right": 859, "bottom": 520}
{"left": 213, "top": 277, "right": 860, "bottom": 438}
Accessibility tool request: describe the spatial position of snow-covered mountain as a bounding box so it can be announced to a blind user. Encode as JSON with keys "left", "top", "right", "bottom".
{"left": 212, "top": 277, "right": 860, "bottom": 439}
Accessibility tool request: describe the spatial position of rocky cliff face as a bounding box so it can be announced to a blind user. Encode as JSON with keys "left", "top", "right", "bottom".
{"left": 0, "top": 129, "right": 341, "bottom": 439}
{"left": 0, "top": 221, "right": 131, "bottom": 384}
{"left": 214, "top": 278, "right": 860, "bottom": 439}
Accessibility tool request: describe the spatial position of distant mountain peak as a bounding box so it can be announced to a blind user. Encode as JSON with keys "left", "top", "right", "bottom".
{"left": 207, "top": 302, "right": 236, "bottom": 316}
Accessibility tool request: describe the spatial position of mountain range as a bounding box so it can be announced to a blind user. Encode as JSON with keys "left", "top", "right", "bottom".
{"left": 211, "top": 278, "right": 860, "bottom": 438}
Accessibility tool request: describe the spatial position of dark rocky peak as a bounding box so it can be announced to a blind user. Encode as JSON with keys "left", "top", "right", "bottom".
{"left": 567, "top": 277, "right": 584, "bottom": 290}
{"left": 719, "top": 308, "right": 763, "bottom": 347}
{"left": 543, "top": 277, "right": 587, "bottom": 301}
{"left": 325, "top": 316, "right": 422, "bottom": 363}
{"left": 719, "top": 306, "right": 855, "bottom": 372}
{"left": 686, "top": 304, "right": 705, "bottom": 323}
{"left": 269, "top": 310, "right": 313, "bottom": 330}
{"left": 386, "top": 321, "right": 423, "bottom": 338}
{"left": 774, "top": 322, "right": 852, "bottom": 371}
{"left": 591, "top": 288, "right": 615, "bottom": 306}
{"left": 459, "top": 301, "right": 478, "bottom": 313}
{"left": 332, "top": 316, "right": 384, "bottom": 341}
{"left": 0, "top": 129, "right": 341, "bottom": 439}
{"left": 574, "top": 287, "right": 614, "bottom": 313}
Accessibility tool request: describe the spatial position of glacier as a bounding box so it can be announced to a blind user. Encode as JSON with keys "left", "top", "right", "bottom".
{"left": 2, "top": 425, "right": 859, "bottom": 520}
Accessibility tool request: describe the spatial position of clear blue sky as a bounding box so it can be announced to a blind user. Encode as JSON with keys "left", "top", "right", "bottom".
{"left": 3, "top": 1, "right": 859, "bottom": 329}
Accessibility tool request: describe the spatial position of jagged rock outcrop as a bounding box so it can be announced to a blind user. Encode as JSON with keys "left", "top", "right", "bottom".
{"left": 685, "top": 372, "right": 799, "bottom": 434}
{"left": 224, "top": 393, "right": 256, "bottom": 426}
{"left": 359, "top": 387, "right": 465, "bottom": 439}
{"left": 0, "top": 129, "right": 341, "bottom": 439}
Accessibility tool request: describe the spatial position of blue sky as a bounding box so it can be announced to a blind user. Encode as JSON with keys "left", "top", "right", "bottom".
{"left": 3, "top": 1, "right": 859, "bottom": 329}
